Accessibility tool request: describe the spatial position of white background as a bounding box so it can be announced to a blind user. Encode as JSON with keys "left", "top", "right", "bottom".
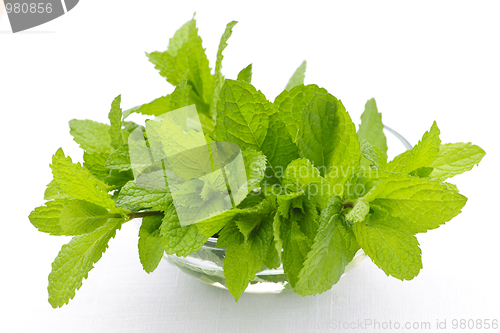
{"left": 1, "top": 1, "right": 499, "bottom": 332}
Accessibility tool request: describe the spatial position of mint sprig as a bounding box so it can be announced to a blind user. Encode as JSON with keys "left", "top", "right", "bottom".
{"left": 29, "top": 16, "right": 486, "bottom": 307}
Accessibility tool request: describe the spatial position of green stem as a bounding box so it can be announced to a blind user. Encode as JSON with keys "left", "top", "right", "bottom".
{"left": 117, "top": 211, "right": 165, "bottom": 220}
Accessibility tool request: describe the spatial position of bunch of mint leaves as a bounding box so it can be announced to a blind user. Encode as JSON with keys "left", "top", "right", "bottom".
{"left": 29, "top": 17, "right": 486, "bottom": 307}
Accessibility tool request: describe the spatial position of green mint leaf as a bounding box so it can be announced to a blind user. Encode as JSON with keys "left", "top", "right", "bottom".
{"left": 123, "top": 121, "right": 140, "bottom": 133}
{"left": 50, "top": 148, "right": 119, "bottom": 212}
{"left": 291, "top": 194, "right": 319, "bottom": 242}
{"left": 29, "top": 200, "right": 65, "bottom": 235}
{"left": 83, "top": 152, "right": 110, "bottom": 181}
{"left": 298, "top": 93, "right": 361, "bottom": 188}
{"left": 123, "top": 95, "right": 171, "bottom": 119}
{"left": 170, "top": 71, "right": 191, "bottom": 110}
{"left": 242, "top": 149, "right": 266, "bottom": 192}
{"left": 59, "top": 199, "right": 117, "bottom": 235}
{"left": 48, "top": 219, "right": 122, "bottom": 307}
{"left": 353, "top": 209, "right": 422, "bottom": 280}
{"left": 357, "top": 98, "right": 388, "bottom": 154}
{"left": 138, "top": 215, "right": 164, "bottom": 273}
{"left": 281, "top": 219, "right": 311, "bottom": 288}
{"left": 104, "top": 169, "right": 134, "bottom": 188}
{"left": 104, "top": 145, "right": 131, "bottom": 172}
{"left": 216, "top": 220, "right": 244, "bottom": 248}
{"left": 344, "top": 197, "right": 370, "bottom": 224}
{"left": 237, "top": 64, "right": 252, "bottom": 83}
{"left": 108, "top": 95, "right": 123, "bottom": 150}
{"left": 44, "top": 179, "right": 70, "bottom": 200}
{"left": 196, "top": 209, "right": 241, "bottom": 237}
{"left": 282, "top": 158, "right": 329, "bottom": 209}
{"left": 285, "top": 61, "right": 306, "bottom": 91}
{"left": 264, "top": 237, "right": 281, "bottom": 269}
{"left": 235, "top": 215, "right": 261, "bottom": 241}
{"left": 370, "top": 172, "right": 467, "bottom": 233}
{"left": 69, "top": 119, "right": 113, "bottom": 154}
{"left": 215, "top": 79, "right": 275, "bottom": 151}
{"left": 210, "top": 20, "right": 238, "bottom": 119}
{"left": 409, "top": 166, "right": 434, "bottom": 178}
{"left": 237, "top": 193, "right": 265, "bottom": 209}
{"left": 234, "top": 198, "right": 275, "bottom": 241}
{"left": 386, "top": 122, "right": 441, "bottom": 174}
{"left": 261, "top": 112, "right": 299, "bottom": 181}
{"left": 430, "top": 142, "right": 486, "bottom": 181}
{"left": 343, "top": 171, "right": 375, "bottom": 201}
{"left": 147, "top": 17, "right": 214, "bottom": 108}
{"left": 274, "top": 84, "right": 327, "bottom": 144}
{"left": 360, "top": 140, "right": 388, "bottom": 170}
{"left": 272, "top": 191, "right": 304, "bottom": 257}
{"left": 276, "top": 193, "right": 320, "bottom": 287}
{"left": 294, "top": 196, "right": 359, "bottom": 295}
{"left": 223, "top": 214, "right": 273, "bottom": 301}
{"left": 216, "top": 80, "right": 298, "bottom": 183}
{"left": 115, "top": 178, "right": 171, "bottom": 212}
{"left": 160, "top": 202, "right": 208, "bottom": 257}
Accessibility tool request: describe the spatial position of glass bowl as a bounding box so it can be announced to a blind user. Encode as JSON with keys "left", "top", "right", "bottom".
{"left": 165, "top": 238, "right": 366, "bottom": 293}
{"left": 150, "top": 126, "right": 411, "bottom": 294}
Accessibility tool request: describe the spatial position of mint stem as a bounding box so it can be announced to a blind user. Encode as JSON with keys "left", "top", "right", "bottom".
{"left": 124, "top": 211, "right": 165, "bottom": 219}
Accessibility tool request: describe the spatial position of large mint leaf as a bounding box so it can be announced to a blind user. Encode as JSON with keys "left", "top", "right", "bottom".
{"left": 357, "top": 98, "right": 387, "bottom": 154}
{"left": 59, "top": 199, "right": 117, "bottom": 235}
{"left": 274, "top": 84, "right": 327, "bottom": 143}
{"left": 430, "top": 142, "right": 486, "bottom": 181}
{"left": 48, "top": 219, "right": 122, "bottom": 307}
{"left": 370, "top": 172, "right": 467, "bottom": 233}
{"left": 298, "top": 93, "right": 360, "bottom": 188}
{"left": 285, "top": 61, "right": 307, "bottom": 91}
{"left": 210, "top": 21, "right": 238, "bottom": 118}
{"left": 223, "top": 213, "right": 273, "bottom": 301}
{"left": 138, "top": 215, "right": 164, "bottom": 273}
{"left": 217, "top": 80, "right": 298, "bottom": 182}
{"left": 51, "top": 148, "right": 119, "bottom": 212}
{"left": 216, "top": 79, "right": 275, "bottom": 149}
{"left": 353, "top": 208, "right": 422, "bottom": 280}
{"left": 69, "top": 119, "right": 112, "bottom": 154}
{"left": 108, "top": 95, "right": 123, "bottom": 150}
{"left": 294, "top": 196, "right": 359, "bottom": 295}
{"left": 386, "top": 122, "right": 441, "bottom": 174}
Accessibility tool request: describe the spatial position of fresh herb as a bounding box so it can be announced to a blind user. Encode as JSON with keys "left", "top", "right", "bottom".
{"left": 29, "top": 16, "right": 486, "bottom": 307}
